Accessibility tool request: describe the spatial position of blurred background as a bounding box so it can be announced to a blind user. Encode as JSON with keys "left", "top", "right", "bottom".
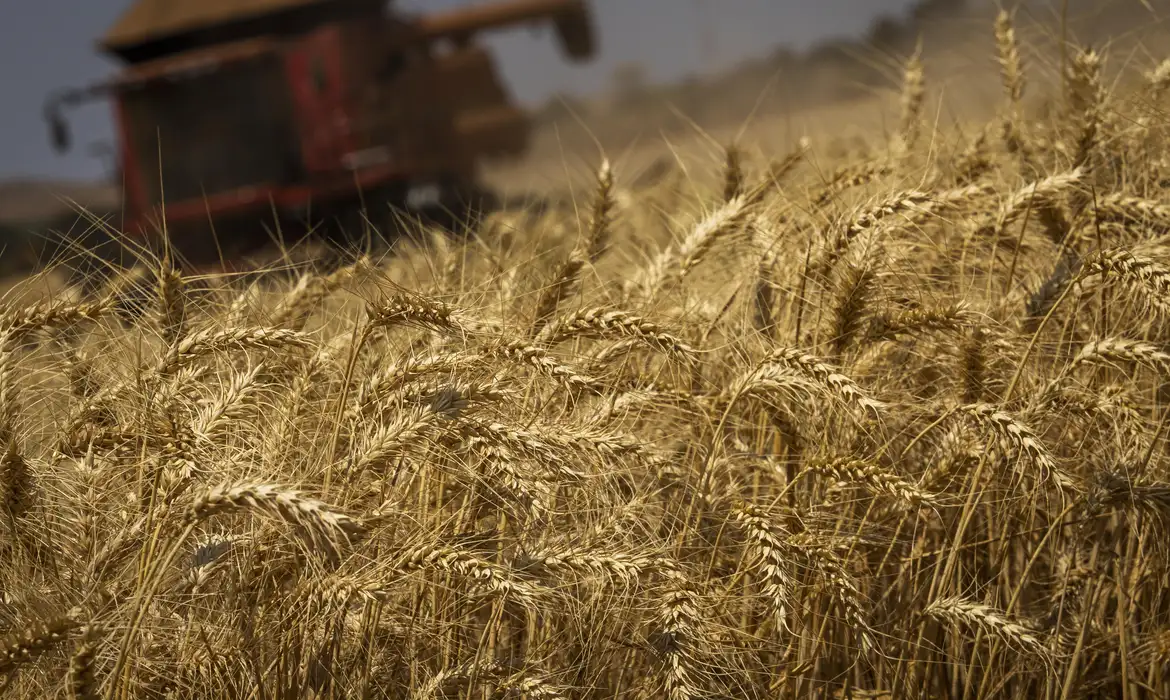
{"left": 0, "top": 0, "right": 1163, "bottom": 249}
{"left": 2, "top": 0, "right": 940, "bottom": 182}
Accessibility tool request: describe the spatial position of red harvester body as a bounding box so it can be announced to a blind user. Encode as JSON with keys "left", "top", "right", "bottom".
{"left": 45, "top": 0, "right": 596, "bottom": 265}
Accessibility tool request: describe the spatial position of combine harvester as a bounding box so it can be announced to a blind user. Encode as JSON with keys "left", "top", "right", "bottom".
{"left": 44, "top": 0, "right": 597, "bottom": 271}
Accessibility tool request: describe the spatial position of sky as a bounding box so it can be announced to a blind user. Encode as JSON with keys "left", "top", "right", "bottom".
{"left": 0, "top": 0, "right": 920, "bottom": 182}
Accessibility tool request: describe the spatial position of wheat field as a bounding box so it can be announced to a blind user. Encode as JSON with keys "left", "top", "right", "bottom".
{"left": 2, "top": 8, "right": 1170, "bottom": 699}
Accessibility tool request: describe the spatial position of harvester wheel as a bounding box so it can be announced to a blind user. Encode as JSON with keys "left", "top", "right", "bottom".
{"left": 312, "top": 177, "right": 499, "bottom": 261}
{"left": 430, "top": 176, "right": 499, "bottom": 238}
{"left": 307, "top": 184, "right": 407, "bottom": 260}
{"left": 316, "top": 205, "right": 384, "bottom": 262}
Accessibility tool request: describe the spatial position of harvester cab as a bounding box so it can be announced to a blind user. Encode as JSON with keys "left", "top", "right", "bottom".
{"left": 44, "top": 0, "right": 597, "bottom": 268}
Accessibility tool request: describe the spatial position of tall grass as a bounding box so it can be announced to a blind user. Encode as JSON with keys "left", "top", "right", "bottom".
{"left": 1, "top": 9, "right": 1170, "bottom": 699}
